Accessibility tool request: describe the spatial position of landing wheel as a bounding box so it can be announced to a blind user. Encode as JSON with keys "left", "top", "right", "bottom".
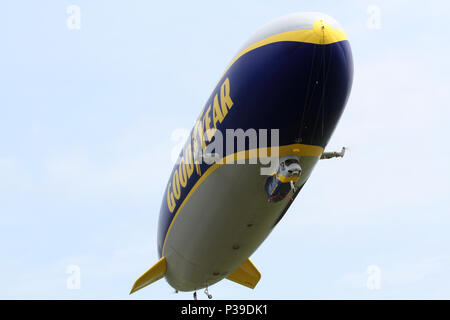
{"left": 204, "top": 287, "right": 213, "bottom": 299}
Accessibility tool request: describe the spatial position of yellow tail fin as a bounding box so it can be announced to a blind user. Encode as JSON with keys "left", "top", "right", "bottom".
{"left": 226, "top": 259, "right": 261, "bottom": 289}
{"left": 130, "top": 257, "right": 166, "bottom": 294}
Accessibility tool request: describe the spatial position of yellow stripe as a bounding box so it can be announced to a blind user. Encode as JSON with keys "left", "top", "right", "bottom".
{"left": 161, "top": 143, "right": 323, "bottom": 256}
{"left": 220, "top": 143, "right": 323, "bottom": 164}
{"left": 225, "top": 21, "right": 348, "bottom": 78}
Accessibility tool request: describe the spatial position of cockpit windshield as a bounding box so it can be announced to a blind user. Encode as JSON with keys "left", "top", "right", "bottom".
{"left": 284, "top": 158, "right": 299, "bottom": 166}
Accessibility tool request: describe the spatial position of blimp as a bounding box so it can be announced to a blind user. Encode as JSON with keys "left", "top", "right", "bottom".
{"left": 130, "top": 12, "right": 353, "bottom": 298}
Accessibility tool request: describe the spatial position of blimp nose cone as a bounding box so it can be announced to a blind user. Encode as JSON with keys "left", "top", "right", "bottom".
{"left": 311, "top": 18, "right": 347, "bottom": 44}
{"left": 237, "top": 12, "right": 348, "bottom": 52}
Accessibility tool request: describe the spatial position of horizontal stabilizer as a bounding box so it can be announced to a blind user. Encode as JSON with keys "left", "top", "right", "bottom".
{"left": 226, "top": 259, "right": 261, "bottom": 289}
{"left": 130, "top": 257, "right": 166, "bottom": 294}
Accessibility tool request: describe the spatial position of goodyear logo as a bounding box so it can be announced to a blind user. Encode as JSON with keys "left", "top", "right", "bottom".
{"left": 166, "top": 77, "right": 234, "bottom": 213}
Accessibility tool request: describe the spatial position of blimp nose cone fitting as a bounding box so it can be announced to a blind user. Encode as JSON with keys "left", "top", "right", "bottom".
{"left": 313, "top": 19, "right": 330, "bottom": 35}
{"left": 312, "top": 19, "right": 339, "bottom": 44}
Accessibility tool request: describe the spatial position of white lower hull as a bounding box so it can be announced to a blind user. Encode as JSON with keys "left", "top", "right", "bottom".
{"left": 163, "top": 156, "right": 319, "bottom": 291}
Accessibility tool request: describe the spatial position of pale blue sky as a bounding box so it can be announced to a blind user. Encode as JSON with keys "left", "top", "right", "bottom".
{"left": 1, "top": 0, "right": 449, "bottom": 299}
